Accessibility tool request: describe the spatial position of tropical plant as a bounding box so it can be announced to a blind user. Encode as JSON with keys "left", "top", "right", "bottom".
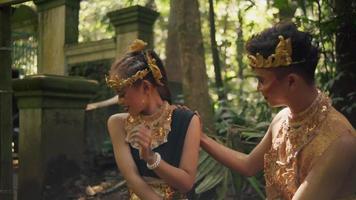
{"left": 194, "top": 98, "right": 274, "bottom": 199}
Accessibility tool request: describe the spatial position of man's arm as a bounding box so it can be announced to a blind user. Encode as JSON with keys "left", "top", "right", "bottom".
{"left": 200, "top": 126, "right": 271, "bottom": 176}
{"left": 293, "top": 134, "right": 356, "bottom": 200}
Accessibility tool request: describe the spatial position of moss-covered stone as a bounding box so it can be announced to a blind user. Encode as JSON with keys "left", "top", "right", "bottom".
{"left": 13, "top": 74, "right": 98, "bottom": 200}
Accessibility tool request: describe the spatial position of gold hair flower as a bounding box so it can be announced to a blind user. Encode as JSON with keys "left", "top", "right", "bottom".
{"left": 248, "top": 35, "right": 292, "bottom": 68}
{"left": 146, "top": 52, "right": 164, "bottom": 86}
{"left": 128, "top": 39, "right": 147, "bottom": 52}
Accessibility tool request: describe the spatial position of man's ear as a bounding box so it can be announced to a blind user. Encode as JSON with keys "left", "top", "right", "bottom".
{"left": 287, "top": 73, "right": 298, "bottom": 88}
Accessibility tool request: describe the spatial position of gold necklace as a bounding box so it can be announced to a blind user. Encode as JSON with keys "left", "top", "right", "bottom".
{"left": 274, "top": 91, "right": 331, "bottom": 177}
{"left": 282, "top": 91, "right": 330, "bottom": 159}
{"left": 267, "top": 91, "right": 331, "bottom": 197}
{"left": 125, "top": 101, "right": 173, "bottom": 149}
{"left": 288, "top": 90, "right": 321, "bottom": 129}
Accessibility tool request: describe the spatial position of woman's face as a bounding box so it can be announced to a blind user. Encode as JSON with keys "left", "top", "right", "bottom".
{"left": 117, "top": 83, "right": 147, "bottom": 115}
{"left": 253, "top": 68, "right": 289, "bottom": 107}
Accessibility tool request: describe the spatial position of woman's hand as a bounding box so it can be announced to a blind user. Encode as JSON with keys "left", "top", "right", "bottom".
{"left": 131, "top": 125, "right": 156, "bottom": 163}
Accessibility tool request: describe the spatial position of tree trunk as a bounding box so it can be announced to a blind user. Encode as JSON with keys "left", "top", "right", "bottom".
{"left": 236, "top": 12, "right": 244, "bottom": 79}
{"left": 332, "top": 0, "right": 356, "bottom": 126}
{"left": 176, "top": 0, "right": 215, "bottom": 132}
{"left": 165, "top": 0, "right": 182, "bottom": 83}
{"left": 208, "top": 0, "right": 226, "bottom": 101}
{"left": 236, "top": 8, "right": 245, "bottom": 96}
{"left": 0, "top": 5, "right": 14, "bottom": 200}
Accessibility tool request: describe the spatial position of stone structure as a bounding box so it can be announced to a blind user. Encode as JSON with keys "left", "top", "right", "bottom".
{"left": 34, "top": 0, "right": 80, "bottom": 75}
{"left": 11, "top": 4, "right": 37, "bottom": 39}
{"left": 108, "top": 5, "right": 159, "bottom": 58}
{"left": 13, "top": 75, "right": 98, "bottom": 200}
{"left": 0, "top": 5, "right": 14, "bottom": 200}
{"left": 65, "top": 39, "right": 116, "bottom": 65}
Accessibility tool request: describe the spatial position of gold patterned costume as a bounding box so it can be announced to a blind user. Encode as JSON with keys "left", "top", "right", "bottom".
{"left": 264, "top": 91, "right": 356, "bottom": 200}
{"left": 129, "top": 182, "right": 187, "bottom": 200}
{"left": 125, "top": 102, "right": 187, "bottom": 199}
{"left": 124, "top": 102, "right": 191, "bottom": 200}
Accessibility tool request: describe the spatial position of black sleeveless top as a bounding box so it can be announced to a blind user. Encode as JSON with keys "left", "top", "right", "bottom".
{"left": 129, "top": 108, "right": 195, "bottom": 178}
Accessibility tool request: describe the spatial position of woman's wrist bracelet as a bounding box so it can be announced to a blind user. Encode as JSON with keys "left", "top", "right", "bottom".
{"left": 146, "top": 152, "right": 161, "bottom": 170}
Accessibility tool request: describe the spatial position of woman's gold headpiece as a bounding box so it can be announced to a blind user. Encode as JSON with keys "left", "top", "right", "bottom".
{"left": 106, "top": 39, "right": 164, "bottom": 91}
{"left": 247, "top": 35, "right": 292, "bottom": 68}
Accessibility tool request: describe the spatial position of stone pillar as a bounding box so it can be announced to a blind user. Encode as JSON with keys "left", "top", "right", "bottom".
{"left": 0, "top": 5, "right": 13, "bottom": 200}
{"left": 34, "top": 0, "right": 80, "bottom": 75}
{"left": 13, "top": 75, "right": 98, "bottom": 200}
{"left": 107, "top": 5, "right": 159, "bottom": 58}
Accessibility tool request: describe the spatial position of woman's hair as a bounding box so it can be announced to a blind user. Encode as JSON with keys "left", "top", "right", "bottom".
{"left": 109, "top": 49, "right": 172, "bottom": 103}
{"left": 246, "top": 22, "right": 319, "bottom": 85}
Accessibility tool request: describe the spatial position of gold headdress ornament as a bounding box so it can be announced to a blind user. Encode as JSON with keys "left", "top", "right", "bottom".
{"left": 247, "top": 35, "right": 292, "bottom": 68}
{"left": 106, "top": 39, "right": 164, "bottom": 90}
{"left": 146, "top": 52, "right": 164, "bottom": 86}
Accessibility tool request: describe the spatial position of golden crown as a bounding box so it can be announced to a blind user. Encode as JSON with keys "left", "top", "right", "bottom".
{"left": 247, "top": 35, "right": 292, "bottom": 68}
{"left": 106, "top": 39, "right": 164, "bottom": 91}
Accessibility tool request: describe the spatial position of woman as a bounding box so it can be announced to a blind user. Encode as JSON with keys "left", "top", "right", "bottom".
{"left": 106, "top": 40, "right": 201, "bottom": 200}
{"left": 200, "top": 22, "right": 356, "bottom": 200}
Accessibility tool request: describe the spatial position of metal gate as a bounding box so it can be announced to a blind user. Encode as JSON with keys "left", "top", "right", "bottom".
{"left": 12, "top": 33, "right": 37, "bottom": 77}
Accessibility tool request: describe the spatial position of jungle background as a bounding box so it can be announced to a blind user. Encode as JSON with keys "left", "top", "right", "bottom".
{"left": 10, "top": 0, "right": 356, "bottom": 199}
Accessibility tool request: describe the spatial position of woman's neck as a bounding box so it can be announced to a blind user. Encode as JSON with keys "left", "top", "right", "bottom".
{"left": 141, "top": 94, "right": 165, "bottom": 116}
{"left": 287, "top": 85, "right": 318, "bottom": 119}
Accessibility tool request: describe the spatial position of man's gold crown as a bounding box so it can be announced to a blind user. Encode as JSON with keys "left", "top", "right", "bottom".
{"left": 106, "top": 39, "right": 164, "bottom": 91}
{"left": 247, "top": 35, "right": 292, "bottom": 68}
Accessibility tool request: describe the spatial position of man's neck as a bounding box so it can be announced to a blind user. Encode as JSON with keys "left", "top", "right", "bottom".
{"left": 288, "top": 85, "right": 318, "bottom": 118}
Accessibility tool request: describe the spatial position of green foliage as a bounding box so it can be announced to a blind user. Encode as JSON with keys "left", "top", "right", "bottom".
{"left": 195, "top": 150, "right": 228, "bottom": 194}
{"left": 273, "top": 0, "right": 290, "bottom": 9}
{"left": 12, "top": 36, "right": 38, "bottom": 76}
{"left": 68, "top": 59, "right": 115, "bottom": 101}
{"left": 194, "top": 97, "right": 273, "bottom": 199}
{"left": 293, "top": 0, "right": 337, "bottom": 90}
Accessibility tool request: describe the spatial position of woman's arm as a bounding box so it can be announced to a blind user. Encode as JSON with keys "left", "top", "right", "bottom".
{"left": 292, "top": 134, "right": 356, "bottom": 200}
{"left": 107, "top": 114, "right": 162, "bottom": 200}
{"left": 86, "top": 95, "right": 118, "bottom": 110}
{"left": 155, "top": 115, "right": 201, "bottom": 192}
{"left": 135, "top": 115, "right": 201, "bottom": 193}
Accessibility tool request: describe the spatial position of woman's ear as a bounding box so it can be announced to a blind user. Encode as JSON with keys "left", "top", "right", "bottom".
{"left": 142, "top": 80, "right": 152, "bottom": 94}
